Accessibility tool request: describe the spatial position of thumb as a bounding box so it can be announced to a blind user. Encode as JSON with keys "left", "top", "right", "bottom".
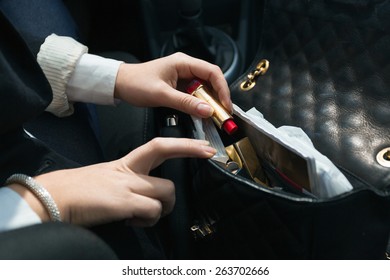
{"left": 122, "top": 138, "right": 216, "bottom": 175}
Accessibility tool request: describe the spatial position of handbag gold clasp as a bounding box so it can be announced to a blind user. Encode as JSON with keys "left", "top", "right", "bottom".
{"left": 240, "top": 59, "right": 269, "bottom": 91}
{"left": 191, "top": 219, "right": 216, "bottom": 239}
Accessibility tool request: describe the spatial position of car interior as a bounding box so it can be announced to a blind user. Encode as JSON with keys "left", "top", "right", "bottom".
{"left": 63, "top": 0, "right": 260, "bottom": 84}
{"left": 2, "top": 0, "right": 389, "bottom": 260}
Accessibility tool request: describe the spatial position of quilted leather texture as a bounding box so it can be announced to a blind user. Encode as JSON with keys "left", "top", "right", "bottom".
{"left": 231, "top": 0, "right": 390, "bottom": 190}
{"left": 191, "top": 160, "right": 390, "bottom": 259}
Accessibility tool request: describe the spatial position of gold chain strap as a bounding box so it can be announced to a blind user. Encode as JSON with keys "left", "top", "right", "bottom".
{"left": 240, "top": 59, "right": 270, "bottom": 91}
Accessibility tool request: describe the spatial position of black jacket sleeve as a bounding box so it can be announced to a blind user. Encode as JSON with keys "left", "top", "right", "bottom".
{"left": 0, "top": 11, "right": 52, "bottom": 135}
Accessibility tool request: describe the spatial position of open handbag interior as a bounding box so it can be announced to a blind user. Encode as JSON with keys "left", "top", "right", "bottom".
{"left": 158, "top": 0, "right": 390, "bottom": 260}
{"left": 184, "top": 100, "right": 390, "bottom": 260}
{"left": 192, "top": 103, "right": 354, "bottom": 200}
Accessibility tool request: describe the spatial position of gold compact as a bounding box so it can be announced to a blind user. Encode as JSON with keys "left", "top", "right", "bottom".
{"left": 226, "top": 137, "right": 268, "bottom": 186}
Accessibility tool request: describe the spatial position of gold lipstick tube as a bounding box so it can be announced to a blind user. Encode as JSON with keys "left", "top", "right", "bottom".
{"left": 186, "top": 80, "right": 238, "bottom": 135}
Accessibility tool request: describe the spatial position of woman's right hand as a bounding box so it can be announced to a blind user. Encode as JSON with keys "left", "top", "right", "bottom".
{"left": 9, "top": 138, "right": 216, "bottom": 227}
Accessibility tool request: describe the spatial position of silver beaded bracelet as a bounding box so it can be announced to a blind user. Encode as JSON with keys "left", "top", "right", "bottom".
{"left": 6, "top": 174, "right": 62, "bottom": 222}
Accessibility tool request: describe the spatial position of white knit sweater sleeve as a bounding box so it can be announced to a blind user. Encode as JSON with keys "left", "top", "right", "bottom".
{"left": 37, "top": 34, "right": 88, "bottom": 117}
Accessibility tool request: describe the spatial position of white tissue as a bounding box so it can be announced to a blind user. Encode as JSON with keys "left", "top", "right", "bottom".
{"left": 235, "top": 105, "right": 353, "bottom": 198}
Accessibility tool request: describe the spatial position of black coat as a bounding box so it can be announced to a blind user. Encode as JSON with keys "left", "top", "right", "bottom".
{"left": 0, "top": 11, "right": 52, "bottom": 135}
{"left": 0, "top": 11, "right": 77, "bottom": 183}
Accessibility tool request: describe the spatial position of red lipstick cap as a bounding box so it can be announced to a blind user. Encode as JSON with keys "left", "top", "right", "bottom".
{"left": 223, "top": 119, "right": 238, "bottom": 135}
{"left": 186, "top": 79, "right": 202, "bottom": 94}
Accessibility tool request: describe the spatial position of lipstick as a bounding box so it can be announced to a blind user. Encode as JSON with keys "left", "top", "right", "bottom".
{"left": 186, "top": 79, "right": 238, "bottom": 135}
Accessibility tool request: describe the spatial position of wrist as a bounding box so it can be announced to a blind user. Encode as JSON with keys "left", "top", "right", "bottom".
{"left": 6, "top": 174, "right": 62, "bottom": 222}
{"left": 8, "top": 183, "right": 51, "bottom": 222}
{"left": 113, "top": 63, "right": 127, "bottom": 101}
{"left": 114, "top": 63, "right": 141, "bottom": 102}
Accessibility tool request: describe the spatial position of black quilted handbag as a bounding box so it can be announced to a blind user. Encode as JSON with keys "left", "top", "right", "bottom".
{"left": 187, "top": 0, "right": 390, "bottom": 259}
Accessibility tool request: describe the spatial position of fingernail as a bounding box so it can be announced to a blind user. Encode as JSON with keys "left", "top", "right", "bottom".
{"left": 202, "top": 145, "right": 217, "bottom": 155}
{"left": 196, "top": 102, "right": 214, "bottom": 117}
{"left": 224, "top": 100, "right": 233, "bottom": 114}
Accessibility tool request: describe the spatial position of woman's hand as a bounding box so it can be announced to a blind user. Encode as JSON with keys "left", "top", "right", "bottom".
{"left": 114, "top": 52, "right": 232, "bottom": 118}
{"left": 9, "top": 138, "right": 216, "bottom": 227}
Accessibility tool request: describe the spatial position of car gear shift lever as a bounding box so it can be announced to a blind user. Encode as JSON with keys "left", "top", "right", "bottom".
{"left": 161, "top": 0, "right": 241, "bottom": 83}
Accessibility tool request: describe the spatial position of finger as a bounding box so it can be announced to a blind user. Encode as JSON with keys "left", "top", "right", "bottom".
{"left": 170, "top": 53, "right": 233, "bottom": 112}
{"left": 124, "top": 193, "right": 164, "bottom": 227}
{"left": 127, "top": 174, "right": 176, "bottom": 217}
{"left": 123, "top": 138, "right": 216, "bottom": 174}
{"left": 161, "top": 84, "right": 215, "bottom": 118}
